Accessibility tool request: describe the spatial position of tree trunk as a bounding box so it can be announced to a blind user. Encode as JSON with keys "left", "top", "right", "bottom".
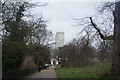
{"left": 111, "top": 1, "right": 120, "bottom": 76}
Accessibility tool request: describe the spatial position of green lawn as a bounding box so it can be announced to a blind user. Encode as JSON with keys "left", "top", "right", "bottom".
{"left": 55, "top": 62, "right": 112, "bottom": 78}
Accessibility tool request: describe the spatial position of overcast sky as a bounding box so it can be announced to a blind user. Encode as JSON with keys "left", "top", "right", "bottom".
{"left": 30, "top": 2, "right": 101, "bottom": 44}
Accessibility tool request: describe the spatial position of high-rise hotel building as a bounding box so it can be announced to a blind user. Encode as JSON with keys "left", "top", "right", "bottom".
{"left": 55, "top": 32, "right": 64, "bottom": 48}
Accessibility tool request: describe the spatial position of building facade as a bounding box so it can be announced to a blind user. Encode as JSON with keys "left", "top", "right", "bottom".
{"left": 55, "top": 32, "right": 64, "bottom": 48}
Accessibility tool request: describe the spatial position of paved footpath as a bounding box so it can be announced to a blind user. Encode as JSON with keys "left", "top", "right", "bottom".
{"left": 25, "top": 67, "right": 57, "bottom": 79}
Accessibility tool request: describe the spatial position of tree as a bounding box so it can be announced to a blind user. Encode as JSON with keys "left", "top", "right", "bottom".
{"left": 75, "top": 1, "right": 120, "bottom": 76}
{"left": 111, "top": 1, "right": 120, "bottom": 75}
{"left": 59, "top": 38, "right": 95, "bottom": 68}
{"left": 25, "top": 16, "right": 52, "bottom": 66}
{"left": 2, "top": 2, "right": 29, "bottom": 73}
{"left": 59, "top": 44, "right": 77, "bottom": 67}
{"left": 88, "top": 2, "right": 120, "bottom": 76}
{"left": 27, "top": 17, "right": 53, "bottom": 45}
{"left": 97, "top": 40, "right": 113, "bottom": 62}
{"left": 2, "top": 1, "right": 52, "bottom": 73}
{"left": 32, "top": 44, "right": 50, "bottom": 66}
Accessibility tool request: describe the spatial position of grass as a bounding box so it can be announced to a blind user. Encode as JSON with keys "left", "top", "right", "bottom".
{"left": 55, "top": 62, "right": 112, "bottom": 78}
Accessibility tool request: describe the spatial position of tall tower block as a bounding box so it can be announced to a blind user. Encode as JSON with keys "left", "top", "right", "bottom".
{"left": 55, "top": 32, "right": 64, "bottom": 48}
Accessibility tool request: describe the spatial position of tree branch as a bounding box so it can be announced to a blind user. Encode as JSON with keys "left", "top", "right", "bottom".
{"left": 89, "top": 17, "right": 114, "bottom": 40}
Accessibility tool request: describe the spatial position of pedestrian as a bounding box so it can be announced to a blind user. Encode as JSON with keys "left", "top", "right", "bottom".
{"left": 38, "top": 66, "right": 41, "bottom": 72}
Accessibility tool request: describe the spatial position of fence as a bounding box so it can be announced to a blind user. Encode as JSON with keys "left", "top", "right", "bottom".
{"left": 2, "top": 67, "right": 39, "bottom": 78}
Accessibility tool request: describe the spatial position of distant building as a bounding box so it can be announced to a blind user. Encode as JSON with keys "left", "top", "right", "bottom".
{"left": 55, "top": 32, "right": 64, "bottom": 49}
{"left": 51, "top": 58, "right": 59, "bottom": 67}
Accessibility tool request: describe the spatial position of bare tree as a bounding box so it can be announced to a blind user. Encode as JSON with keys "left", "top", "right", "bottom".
{"left": 26, "top": 16, "right": 53, "bottom": 46}
{"left": 75, "top": 1, "right": 120, "bottom": 76}
{"left": 81, "top": 2, "right": 120, "bottom": 76}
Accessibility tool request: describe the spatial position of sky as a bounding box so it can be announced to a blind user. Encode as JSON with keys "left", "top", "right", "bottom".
{"left": 30, "top": 2, "right": 100, "bottom": 44}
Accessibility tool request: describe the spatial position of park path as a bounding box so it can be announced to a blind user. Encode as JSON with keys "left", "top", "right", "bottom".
{"left": 25, "top": 66, "right": 57, "bottom": 79}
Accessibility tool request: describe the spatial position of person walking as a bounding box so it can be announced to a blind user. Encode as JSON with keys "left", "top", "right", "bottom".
{"left": 38, "top": 66, "right": 41, "bottom": 72}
